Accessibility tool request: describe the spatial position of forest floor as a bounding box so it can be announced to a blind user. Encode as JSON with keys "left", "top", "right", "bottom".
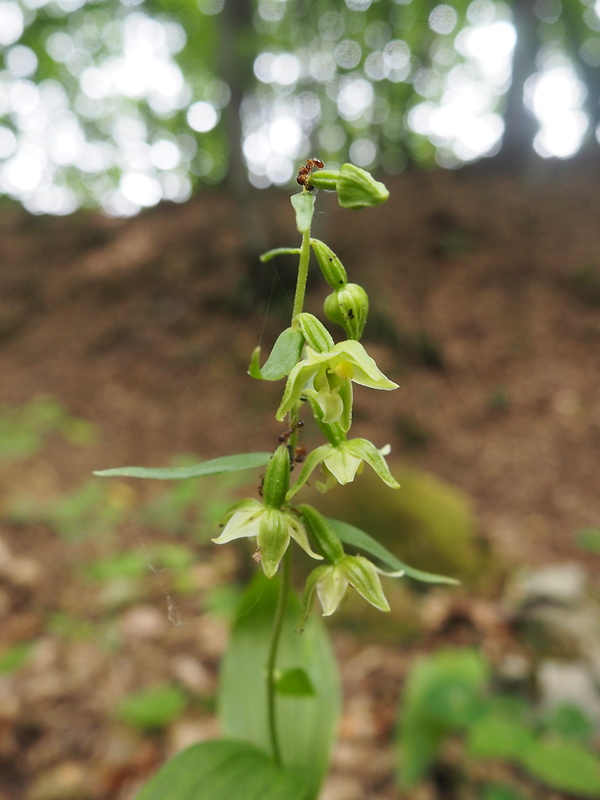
{"left": 1, "top": 158, "right": 600, "bottom": 800}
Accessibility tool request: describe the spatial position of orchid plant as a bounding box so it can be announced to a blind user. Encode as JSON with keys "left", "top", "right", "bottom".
{"left": 95, "top": 162, "right": 456, "bottom": 800}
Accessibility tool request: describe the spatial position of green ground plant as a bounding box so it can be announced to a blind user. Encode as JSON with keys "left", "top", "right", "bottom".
{"left": 95, "top": 160, "right": 458, "bottom": 799}
{"left": 0, "top": 395, "right": 95, "bottom": 463}
{"left": 398, "top": 648, "right": 600, "bottom": 798}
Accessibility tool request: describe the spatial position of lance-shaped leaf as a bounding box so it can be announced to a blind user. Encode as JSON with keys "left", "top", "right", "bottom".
{"left": 94, "top": 452, "right": 272, "bottom": 480}
{"left": 328, "top": 518, "right": 460, "bottom": 585}
{"left": 249, "top": 327, "right": 305, "bottom": 381}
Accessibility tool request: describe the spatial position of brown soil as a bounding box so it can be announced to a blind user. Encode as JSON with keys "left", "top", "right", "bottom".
{"left": 1, "top": 159, "right": 600, "bottom": 799}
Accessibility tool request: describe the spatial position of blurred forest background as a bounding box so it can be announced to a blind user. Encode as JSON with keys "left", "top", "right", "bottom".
{"left": 2, "top": 2, "right": 600, "bottom": 800}
{"left": 1, "top": 0, "right": 599, "bottom": 214}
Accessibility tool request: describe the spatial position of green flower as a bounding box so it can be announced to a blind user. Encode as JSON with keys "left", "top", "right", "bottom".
{"left": 212, "top": 499, "right": 322, "bottom": 578}
{"left": 304, "top": 555, "right": 404, "bottom": 617}
{"left": 276, "top": 340, "right": 398, "bottom": 432}
{"left": 287, "top": 439, "right": 399, "bottom": 498}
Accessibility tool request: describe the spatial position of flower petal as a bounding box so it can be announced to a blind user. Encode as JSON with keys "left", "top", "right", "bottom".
{"left": 344, "top": 439, "right": 400, "bottom": 489}
{"left": 212, "top": 500, "right": 263, "bottom": 544}
{"left": 276, "top": 360, "right": 320, "bottom": 422}
{"left": 332, "top": 340, "right": 398, "bottom": 390}
{"left": 285, "top": 512, "right": 324, "bottom": 561}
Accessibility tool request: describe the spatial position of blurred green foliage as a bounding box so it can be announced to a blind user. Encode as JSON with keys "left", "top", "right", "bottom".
{"left": 0, "top": 395, "right": 95, "bottom": 463}
{"left": 398, "top": 648, "right": 600, "bottom": 797}
{"left": 117, "top": 683, "right": 189, "bottom": 730}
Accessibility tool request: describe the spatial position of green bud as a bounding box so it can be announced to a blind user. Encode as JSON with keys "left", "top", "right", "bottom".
{"left": 295, "top": 312, "right": 335, "bottom": 354}
{"left": 336, "top": 164, "right": 389, "bottom": 209}
{"left": 324, "top": 283, "right": 369, "bottom": 340}
{"left": 310, "top": 238, "right": 348, "bottom": 288}
{"left": 298, "top": 504, "right": 345, "bottom": 563}
{"left": 262, "top": 445, "right": 291, "bottom": 509}
{"left": 305, "top": 169, "right": 339, "bottom": 192}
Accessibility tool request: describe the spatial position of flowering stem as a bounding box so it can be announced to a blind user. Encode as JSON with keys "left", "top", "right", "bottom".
{"left": 292, "top": 229, "right": 311, "bottom": 321}
{"left": 266, "top": 546, "right": 291, "bottom": 765}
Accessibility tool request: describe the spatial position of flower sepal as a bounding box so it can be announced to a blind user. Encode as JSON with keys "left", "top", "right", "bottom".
{"left": 295, "top": 312, "right": 335, "bottom": 354}
{"left": 277, "top": 339, "right": 398, "bottom": 432}
{"left": 212, "top": 499, "right": 322, "bottom": 578}
{"left": 305, "top": 554, "right": 405, "bottom": 617}
{"left": 287, "top": 438, "right": 399, "bottom": 498}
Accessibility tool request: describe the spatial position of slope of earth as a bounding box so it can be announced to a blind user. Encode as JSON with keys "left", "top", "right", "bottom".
{"left": 1, "top": 159, "right": 600, "bottom": 800}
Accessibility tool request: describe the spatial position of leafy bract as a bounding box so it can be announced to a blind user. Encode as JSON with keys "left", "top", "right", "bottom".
{"left": 135, "top": 739, "right": 311, "bottom": 800}
{"left": 290, "top": 192, "right": 315, "bottom": 233}
{"left": 328, "top": 518, "right": 459, "bottom": 585}
{"left": 219, "top": 573, "right": 340, "bottom": 799}
{"left": 248, "top": 327, "right": 304, "bottom": 381}
{"left": 94, "top": 452, "right": 271, "bottom": 480}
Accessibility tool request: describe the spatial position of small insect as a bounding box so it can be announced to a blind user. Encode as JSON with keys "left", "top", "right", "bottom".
{"left": 252, "top": 548, "right": 262, "bottom": 563}
{"left": 278, "top": 419, "right": 304, "bottom": 445}
{"left": 296, "top": 157, "right": 324, "bottom": 190}
{"left": 293, "top": 442, "right": 308, "bottom": 464}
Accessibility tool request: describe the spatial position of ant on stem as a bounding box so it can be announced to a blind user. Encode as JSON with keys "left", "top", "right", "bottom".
{"left": 296, "top": 157, "right": 324, "bottom": 190}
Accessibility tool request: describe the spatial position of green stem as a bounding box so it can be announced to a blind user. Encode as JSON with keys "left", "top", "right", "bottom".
{"left": 292, "top": 229, "right": 311, "bottom": 321}
{"left": 266, "top": 547, "right": 291, "bottom": 765}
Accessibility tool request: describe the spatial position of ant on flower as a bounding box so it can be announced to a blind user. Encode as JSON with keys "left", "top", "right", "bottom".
{"left": 296, "top": 157, "right": 324, "bottom": 190}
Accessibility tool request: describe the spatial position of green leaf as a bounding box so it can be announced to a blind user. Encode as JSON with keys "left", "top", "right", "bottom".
{"left": 248, "top": 328, "right": 304, "bottom": 381}
{"left": 94, "top": 452, "right": 272, "bottom": 480}
{"left": 543, "top": 703, "right": 594, "bottom": 742}
{"left": 135, "top": 739, "right": 311, "bottom": 800}
{"left": 399, "top": 648, "right": 489, "bottom": 787}
{"left": 260, "top": 247, "right": 301, "bottom": 262}
{"left": 290, "top": 192, "right": 315, "bottom": 233}
{"left": 218, "top": 574, "right": 340, "bottom": 799}
{"left": 470, "top": 711, "right": 600, "bottom": 795}
{"left": 276, "top": 668, "right": 316, "bottom": 697}
{"left": 117, "top": 684, "right": 187, "bottom": 731}
{"left": 0, "top": 642, "right": 33, "bottom": 674}
{"left": 328, "top": 518, "right": 459, "bottom": 585}
{"left": 468, "top": 713, "right": 533, "bottom": 762}
{"left": 481, "top": 783, "right": 527, "bottom": 800}
{"left": 520, "top": 739, "right": 600, "bottom": 795}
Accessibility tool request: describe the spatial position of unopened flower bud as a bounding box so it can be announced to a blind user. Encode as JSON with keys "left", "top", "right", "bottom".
{"left": 262, "top": 444, "right": 291, "bottom": 509}
{"left": 310, "top": 238, "right": 348, "bottom": 288}
{"left": 324, "top": 283, "right": 369, "bottom": 340}
{"left": 336, "top": 164, "right": 389, "bottom": 209}
{"left": 298, "top": 504, "right": 345, "bottom": 563}
{"left": 305, "top": 169, "right": 339, "bottom": 192}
